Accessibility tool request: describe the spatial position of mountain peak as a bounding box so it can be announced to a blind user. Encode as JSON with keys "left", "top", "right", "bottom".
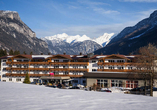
{"left": 0, "top": 10, "right": 20, "bottom": 20}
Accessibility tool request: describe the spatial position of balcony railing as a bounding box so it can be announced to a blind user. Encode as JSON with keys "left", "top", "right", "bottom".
{"left": 97, "top": 62, "right": 135, "bottom": 66}
{"left": 97, "top": 69, "right": 134, "bottom": 72}
{"left": 69, "top": 68, "right": 88, "bottom": 72}
{"left": 70, "top": 62, "right": 89, "bottom": 65}
{"left": 5, "top": 73, "right": 84, "bottom": 78}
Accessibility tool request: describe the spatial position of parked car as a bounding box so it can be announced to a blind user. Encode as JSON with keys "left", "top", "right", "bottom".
{"left": 69, "top": 86, "right": 80, "bottom": 89}
{"left": 101, "top": 90, "right": 112, "bottom": 92}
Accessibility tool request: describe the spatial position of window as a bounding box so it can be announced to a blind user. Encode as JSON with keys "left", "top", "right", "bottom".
{"left": 117, "top": 66, "right": 124, "bottom": 69}
{"left": 82, "top": 80, "right": 86, "bottom": 84}
{"left": 83, "top": 66, "right": 87, "bottom": 69}
{"left": 73, "top": 66, "right": 78, "bottom": 69}
{"left": 63, "top": 72, "right": 68, "bottom": 75}
{"left": 97, "top": 79, "right": 108, "bottom": 88}
{"left": 24, "top": 65, "right": 28, "bottom": 68}
{"left": 128, "top": 67, "right": 132, "bottom": 70}
{"left": 54, "top": 72, "right": 59, "bottom": 75}
{"left": 3, "top": 60, "right": 6, "bottom": 62}
{"left": 108, "top": 60, "right": 114, "bottom": 63}
{"left": 111, "top": 80, "right": 123, "bottom": 87}
{"left": 117, "top": 60, "right": 124, "bottom": 63}
{"left": 17, "top": 65, "right": 21, "bottom": 68}
{"left": 54, "top": 60, "right": 59, "bottom": 62}
{"left": 92, "top": 69, "right": 97, "bottom": 71}
{"left": 63, "top": 60, "right": 69, "bottom": 62}
{"left": 92, "top": 60, "right": 96, "bottom": 63}
{"left": 99, "top": 66, "right": 104, "bottom": 69}
{"left": 126, "top": 80, "right": 138, "bottom": 88}
{"left": 73, "top": 73, "right": 78, "bottom": 75}
{"left": 16, "top": 78, "right": 21, "bottom": 82}
{"left": 9, "top": 78, "right": 12, "bottom": 81}
{"left": 23, "top": 60, "right": 29, "bottom": 62}
{"left": 17, "top": 60, "right": 22, "bottom": 62}
{"left": 54, "top": 65, "right": 59, "bottom": 68}
{"left": 99, "top": 60, "right": 103, "bottom": 62}
{"left": 3, "top": 68, "right": 6, "bottom": 71}
{"left": 108, "top": 66, "right": 114, "bottom": 69}
{"left": 73, "top": 80, "right": 78, "bottom": 83}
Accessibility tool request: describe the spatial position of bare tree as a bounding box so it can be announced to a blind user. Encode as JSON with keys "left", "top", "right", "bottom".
{"left": 136, "top": 43, "right": 157, "bottom": 96}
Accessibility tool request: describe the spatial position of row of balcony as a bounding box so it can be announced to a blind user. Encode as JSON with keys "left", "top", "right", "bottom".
{"left": 97, "top": 69, "right": 134, "bottom": 72}
{"left": 6, "top": 67, "right": 88, "bottom": 72}
{"left": 97, "top": 62, "right": 136, "bottom": 66}
{"left": 5, "top": 73, "right": 83, "bottom": 78}
{"left": 6, "top": 62, "right": 89, "bottom": 65}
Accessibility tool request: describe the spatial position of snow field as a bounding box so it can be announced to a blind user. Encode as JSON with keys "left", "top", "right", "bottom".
{"left": 0, "top": 82, "right": 157, "bottom": 110}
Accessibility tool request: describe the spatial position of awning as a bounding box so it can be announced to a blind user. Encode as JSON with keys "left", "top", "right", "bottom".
{"left": 40, "top": 76, "right": 71, "bottom": 80}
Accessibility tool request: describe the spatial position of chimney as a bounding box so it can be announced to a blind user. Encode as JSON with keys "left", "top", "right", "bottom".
{"left": 101, "top": 53, "right": 103, "bottom": 55}
{"left": 63, "top": 52, "right": 66, "bottom": 55}
{"left": 80, "top": 52, "right": 82, "bottom": 55}
{"left": 48, "top": 52, "right": 51, "bottom": 55}
{"left": 41, "top": 53, "right": 43, "bottom": 55}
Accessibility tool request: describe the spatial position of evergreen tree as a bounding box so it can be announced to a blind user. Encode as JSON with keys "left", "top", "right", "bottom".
{"left": 9, "top": 49, "right": 14, "bottom": 55}
{"left": 14, "top": 50, "right": 20, "bottom": 55}
{"left": 30, "top": 51, "right": 33, "bottom": 55}
{"left": 23, "top": 51, "right": 26, "bottom": 55}
{"left": 23, "top": 73, "right": 31, "bottom": 84}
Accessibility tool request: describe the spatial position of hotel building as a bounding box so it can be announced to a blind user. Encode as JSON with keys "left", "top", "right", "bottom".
{"left": 1, "top": 54, "right": 157, "bottom": 88}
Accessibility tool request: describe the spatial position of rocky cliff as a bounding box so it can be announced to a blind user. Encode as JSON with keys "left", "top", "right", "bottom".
{"left": 0, "top": 10, "right": 49, "bottom": 54}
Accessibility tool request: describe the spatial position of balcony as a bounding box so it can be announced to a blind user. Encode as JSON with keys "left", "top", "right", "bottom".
{"left": 30, "top": 62, "right": 49, "bottom": 65}
{"left": 70, "top": 62, "right": 89, "bottom": 65}
{"left": 49, "top": 68, "right": 69, "bottom": 71}
{"left": 97, "top": 69, "right": 134, "bottom": 72}
{"left": 49, "top": 62, "right": 69, "bottom": 65}
{"left": 97, "top": 62, "right": 135, "bottom": 66}
{"left": 6, "top": 62, "right": 29, "bottom": 65}
{"left": 29, "top": 68, "right": 49, "bottom": 71}
{"left": 5, "top": 73, "right": 84, "bottom": 78}
{"left": 69, "top": 68, "right": 88, "bottom": 72}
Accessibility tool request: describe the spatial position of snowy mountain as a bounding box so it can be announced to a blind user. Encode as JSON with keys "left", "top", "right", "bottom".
{"left": 42, "top": 33, "right": 114, "bottom": 47}
{"left": 42, "top": 33, "right": 114, "bottom": 55}
{"left": 94, "top": 10, "right": 157, "bottom": 55}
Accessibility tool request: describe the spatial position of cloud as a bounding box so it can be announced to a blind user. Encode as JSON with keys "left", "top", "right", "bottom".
{"left": 119, "top": 0, "right": 157, "bottom": 2}
{"left": 93, "top": 8, "right": 120, "bottom": 14}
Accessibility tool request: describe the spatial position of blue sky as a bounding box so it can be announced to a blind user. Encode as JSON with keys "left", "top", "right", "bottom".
{"left": 0, "top": 0, "right": 157, "bottom": 38}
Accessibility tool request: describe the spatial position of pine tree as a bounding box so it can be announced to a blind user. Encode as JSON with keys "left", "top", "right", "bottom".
{"left": 23, "top": 51, "right": 26, "bottom": 55}
{"left": 30, "top": 51, "right": 33, "bottom": 55}
{"left": 9, "top": 49, "right": 14, "bottom": 55}
{"left": 23, "top": 73, "right": 31, "bottom": 84}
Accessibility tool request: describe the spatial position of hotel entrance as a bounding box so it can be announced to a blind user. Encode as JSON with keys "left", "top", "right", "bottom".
{"left": 40, "top": 76, "right": 71, "bottom": 86}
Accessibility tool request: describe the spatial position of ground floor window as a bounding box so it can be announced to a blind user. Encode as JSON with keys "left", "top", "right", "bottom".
{"left": 111, "top": 80, "right": 123, "bottom": 87}
{"left": 16, "top": 78, "right": 21, "bottom": 82}
{"left": 97, "top": 79, "right": 108, "bottom": 88}
{"left": 9, "top": 78, "right": 12, "bottom": 81}
{"left": 126, "top": 80, "right": 138, "bottom": 88}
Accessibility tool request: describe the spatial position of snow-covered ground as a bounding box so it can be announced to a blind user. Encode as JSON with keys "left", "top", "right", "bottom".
{"left": 0, "top": 82, "right": 157, "bottom": 110}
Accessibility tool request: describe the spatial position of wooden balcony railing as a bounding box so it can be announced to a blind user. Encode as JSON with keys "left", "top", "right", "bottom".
{"left": 30, "top": 62, "right": 49, "bottom": 65}
{"left": 6, "top": 67, "right": 12, "bottom": 70}
{"left": 49, "top": 68, "right": 69, "bottom": 71}
{"left": 97, "top": 69, "right": 134, "bottom": 72}
{"left": 5, "top": 73, "right": 84, "bottom": 78}
{"left": 70, "top": 62, "right": 89, "bottom": 65}
{"left": 97, "top": 62, "right": 135, "bottom": 66}
{"left": 49, "top": 62, "right": 69, "bottom": 65}
{"left": 29, "top": 68, "right": 49, "bottom": 71}
{"left": 69, "top": 68, "right": 88, "bottom": 72}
